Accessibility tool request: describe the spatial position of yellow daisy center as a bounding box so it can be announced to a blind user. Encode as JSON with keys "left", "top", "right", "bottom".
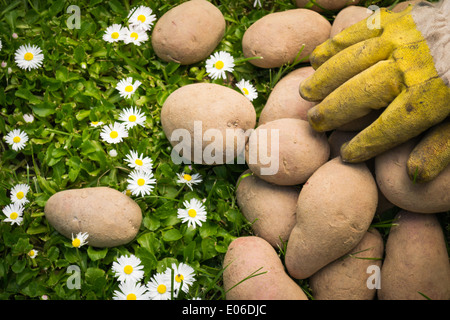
{"left": 137, "top": 15, "right": 146, "bottom": 23}
{"left": 16, "top": 191, "right": 25, "bottom": 200}
{"left": 72, "top": 238, "right": 81, "bottom": 247}
{"left": 10, "top": 212, "right": 18, "bottom": 220}
{"left": 24, "top": 52, "right": 34, "bottom": 61}
{"left": 175, "top": 274, "right": 184, "bottom": 283}
{"left": 126, "top": 293, "right": 137, "bottom": 300}
{"left": 183, "top": 174, "right": 192, "bottom": 181}
{"left": 124, "top": 265, "right": 133, "bottom": 275}
{"left": 125, "top": 85, "right": 134, "bottom": 92}
{"left": 13, "top": 136, "right": 21, "bottom": 143}
{"left": 242, "top": 87, "right": 249, "bottom": 95}
{"left": 137, "top": 178, "right": 145, "bottom": 186}
{"left": 188, "top": 209, "right": 197, "bottom": 218}
{"left": 135, "top": 159, "right": 143, "bottom": 166}
{"left": 110, "top": 131, "right": 119, "bottom": 139}
{"left": 111, "top": 32, "right": 120, "bottom": 39}
{"left": 128, "top": 115, "right": 137, "bottom": 122}
{"left": 130, "top": 32, "right": 139, "bottom": 40}
{"left": 215, "top": 60, "right": 224, "bottom": 70}
{"left": 92, "top": 121, "right": 99, "bottom": 125}
{"left": 28, "top": 250, "right": 35, "bottom": 257}
{"left": 157, "top": 284, "right": 167, "bottom": 294}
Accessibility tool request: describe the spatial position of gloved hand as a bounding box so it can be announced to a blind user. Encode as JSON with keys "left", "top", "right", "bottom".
{"left": 299, "top": 1, "right": 450, "bottom": 182}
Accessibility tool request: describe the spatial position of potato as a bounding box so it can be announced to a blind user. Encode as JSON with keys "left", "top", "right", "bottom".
{"left": 375, "top": 140, "right": 450, "bottom": 213}
{"left": 258, "top": 67, "right": 316, "bottom": 126}
{"left": 223, "top": 236, "right": 308, "bottom": 300}
{"left": 330, "top": 5, "right": 373, "bottom": 38}
{"left": 285, "top": 157, "right": 378, "bottom": 279}
{"left": 245, "top": 118, "right": 330, "bottom": 186}
{"left": 242, "top": 9, "right": 331, "bottom": 68}
{"left": 151, "top": 0, "right": 225, "bottom": 65}
{"left": 378, "top": 211, "right": 450, "bottom": 300}
{"left": 391, "top": 0, "right": 425, "bottom": 12}
{"left": 236, "top": 170, "right": 299, "bottom": 248}
{"left": 295, "top": 0, "right": 361, "bottom": 12}
{"left": 161, "top": 83, "right": 256, "bottom": 165}
{"left": 44, "top": 187, "right": 142, "bottom": 248}
{"left": 309, "top": 228, "right": 384, "bottom": 300}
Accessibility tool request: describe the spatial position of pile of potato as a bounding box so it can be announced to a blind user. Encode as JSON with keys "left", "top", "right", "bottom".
{"left": 157, "top": 0, "right": 449, "bottom": 300}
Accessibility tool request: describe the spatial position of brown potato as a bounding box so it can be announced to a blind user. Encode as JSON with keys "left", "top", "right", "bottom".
{"left": 245, "top": 118, "right": 330, "bottom": 186}
{"left": 378, "top": 211, "right": 450, "bottom": 300}
{"left": 258, "top": 67, "right": 316, "bottom": 126}
{"left": 375, "top": 140, "right": 450, "bottom": 213}
{"left": 309, "top": 228, "right": 384, "bottom": 300}
{"left": 330, "top": 5, "right": 373, "bottom": 38}
{"left": 236, "top": 170, "right": 299, "bottom": 248}
{"left": 295, "top": 0, "right": 361, "bottom": 12}
{"left": 151, "top": 0, "right": 225, "bottom": 65}
{"left": 285, "top": 157, "right": 378, "bottom": 279}
{"left": 161, "top": 83, "right": 256, "bottom": 165}
{"left": 44, "top": 187, "right": 142, "bottom": 248}
{"left": 223, "top": 236, "right": 308, "bottom": 300}
{"left": 242, "top": 9, "right": 331, "bottom": 68}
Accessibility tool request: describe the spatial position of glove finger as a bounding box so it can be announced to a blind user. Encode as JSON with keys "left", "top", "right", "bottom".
{"left": 340, "top": 79, "right": 450, "bottom": 162}
{"left": 407, "top": 120, "right": 450, "bottom": 183}
{"left": 307, "top": 59, "right": 403, "bottom": 132}
{"left": 310, "top": 8, "right": 397, "bottom": 68}
{"left": 300, "top": 37, "right": 394, "bottom": 102}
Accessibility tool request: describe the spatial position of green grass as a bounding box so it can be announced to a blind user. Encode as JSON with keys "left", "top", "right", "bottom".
{"left": 0, "top": 0, "right": 447, "bottom": 300}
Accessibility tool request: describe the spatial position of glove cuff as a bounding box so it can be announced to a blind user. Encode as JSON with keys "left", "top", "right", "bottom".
{"left": 412, "top": 0, "right": 450, "bottom": 86}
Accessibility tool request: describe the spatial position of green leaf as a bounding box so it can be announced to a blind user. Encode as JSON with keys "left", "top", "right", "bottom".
{"left": 32, "top": 101, "right": 57, "bottom": 117}
{"left": 48, "top": 0, "right": 65, "bottom": 16}
{"left": 85, "top": 267, "right": 106, "bottom": 293}
{"left": 87, "top": 246, "right": 108, "bottom": 261}
{"left": 15, "top": 88, "right": 41, "bottom": 104}
{"left": 163, "top": 229, "right": 182, "bottom": 242}
{"left": 74, "top": 45, "right": 86, "bottom": 64}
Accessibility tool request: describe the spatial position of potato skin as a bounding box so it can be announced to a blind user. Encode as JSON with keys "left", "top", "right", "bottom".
{"left": 330, "top": 5, "right": 373, "bottom": 38}
{"left": 309, "top": 228, "right": 384, "bottom": 300}
{"left": 375, "top": 140, "right": 450, "bottom": 213}
{"left": 245, "top": 118, "right": 330, "bottom": 186}
{"left": 236, "top": 170, "right": 299, "bottom": 248}
{"left": 161, "top": 83, "right": 256, "bottom": 165}
{"left": 44, "top": 187, "right": 142, "bottom": 248}
{"left": 378, "top": 211, "right": 450, "bottom": 300}
{"left": 295, "top": 0, "right": 361, "bottom": 12}
{"left": 242, "top": 9, "right": 331, "bottom": 68}
{"left": 223, "top": 236, "right": 308, "bottom": 300}
{"left": 259, "top": 67, "right": 316, "bottom": 126}
{"left": 151, "top": 0, "right": 225, "bottom": 65}
{"left": 285, "top": 157, "right": 378, "bottom": 279}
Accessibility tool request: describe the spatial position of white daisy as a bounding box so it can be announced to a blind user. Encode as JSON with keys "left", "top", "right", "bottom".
{"left": 10, "top": 183, "right": 30, "bottom": 206}
{"left": 28, "top": 249, "right": 38, "bottom": 259}
{"left": 236, "top": 79, "right": 258, "bottom": 101}
{"left": 109, "top": 149, "right": 118, "bottom": 157}
{"left": 118, "top": 106, "right": 146, "bottom": 129}
{"left": 102, "top": 24, "right": 126, "bottom": 43}
{"left": 14, "top": 44, "right": 44, "bottom": 71}
{"left": 128, "top": 6, "right": 157, "bottom": 31}
{"left": 177, "top": 198, "right": 207, "bottom": 229}
{"left": 90, "top": 121, "right": 103, "bottom": 127}
{"left": 100, "top": 122, "right": 128, "bottom": 144}
{"left": 147, "top": 271, "right": 173, "bottom": 300}
{"left": 171, "top": 263, "right": 196, "bottom": 294}
{"left": 176, "top": 172, "right": 202, "bottom": 191}
{"left": 113, "top": 280, "right": 151, "bottom": 300}
{"left": 23, "top": 114, "right": 34, "bottom": 123}
{"left": 205, "top": 51, "right": 235, "bottom": 80}
{"left": 112, "top": 254, "right": 145, "bottom": 283}
{"left": 124, "top": 150, "right": 153, "bottom": 173}
{"left": 126, "top": 169, "right": 156, "bottom": 197}
{"left": 5, "top": 129, "right": 29, "bottom": 151}
{"left": 71, "top": 232, "right": 89, "bottom": 248}
{"left": 116, "top": 77, "right": 142, "bottom": 99}
{"left": 123, "top": 26, "right": 148, "bottom": 46}
{"left": 2, "top": 202, "right": 24, "bottom": 226}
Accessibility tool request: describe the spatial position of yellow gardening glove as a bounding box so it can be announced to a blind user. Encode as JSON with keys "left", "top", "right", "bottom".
{"left": 299, "top": 1, "right": 450, "bottom": 182}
